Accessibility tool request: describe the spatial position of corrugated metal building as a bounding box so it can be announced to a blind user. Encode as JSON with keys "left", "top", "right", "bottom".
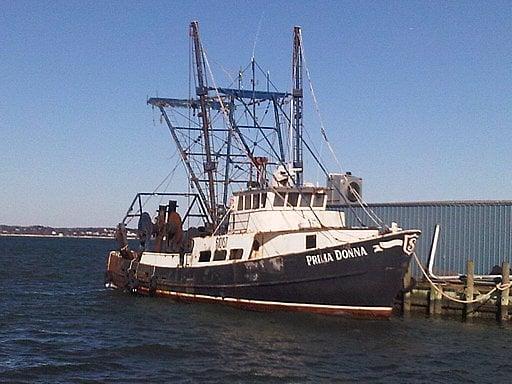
{"left": 334, "top": 201, "right": 512, "bottom": 276}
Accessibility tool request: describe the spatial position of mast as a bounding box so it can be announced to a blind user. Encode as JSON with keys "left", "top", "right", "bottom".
{"left": 292, "top": 26, "right": 304, "bottom": 186}
{"left": 190, "top": 21, "right": 218, "bottom": 224}
{"left": 148, "top": 23, "right": 293, "bottom": 226}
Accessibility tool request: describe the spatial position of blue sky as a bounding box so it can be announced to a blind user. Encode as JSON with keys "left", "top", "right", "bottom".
{"left": 1, "top": 1, "right": 510, "bottom": 227}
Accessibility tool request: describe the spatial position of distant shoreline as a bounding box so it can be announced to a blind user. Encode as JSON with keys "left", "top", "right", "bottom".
{"left": 0, "top": 224, "right": 138, "bottom": 240}
{"left": 0, "top": 233, "right": 120, "bottom": 240}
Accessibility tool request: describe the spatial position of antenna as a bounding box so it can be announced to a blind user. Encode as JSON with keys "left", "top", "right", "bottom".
{"left": 251, "top": 11, "right": 265, "bottom": 60}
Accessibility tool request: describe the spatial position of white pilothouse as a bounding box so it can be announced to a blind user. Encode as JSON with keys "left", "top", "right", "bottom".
{"left": 138, "top": 185, "right": 381, "bottom": 270}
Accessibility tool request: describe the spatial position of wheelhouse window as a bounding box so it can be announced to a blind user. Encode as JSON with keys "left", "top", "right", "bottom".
{"left": 300, "top": 193, "right": 312, "bottom": 207}
{"left": 261, "top": 193, "right": 267, "bottom": 208}
{"left": 244, "top": 195, "right": 252, "bottom": 210}
{"left": 237, "top": 196, "right": 243, "bottom": 211}
{"left": 229, "top": 249, "right": 244, "bottom": 260}
{"left": 274, "top": 193, "right": 285, "bottom": 207}
{"left": 288, "top": 192, "right": 299, "bottom": 207}
{"left": 199, "top": 250, "right": 211, "bottom": 262}
{"left": 252, "top": 193, "right": 260, "bottom": 209}
{"left": 306, "top": 235, "right": 317, "bottom": 249}
{"left": 312, "top": 193, "right": 326, "bottom": 207}
{"left": 213, "top": 250, "right": 227, "bottom": 261}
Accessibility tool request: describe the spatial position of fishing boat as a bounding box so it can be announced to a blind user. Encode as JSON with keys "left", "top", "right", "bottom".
{"left": 105, "top": 21, "right": 420, "bottom": 318}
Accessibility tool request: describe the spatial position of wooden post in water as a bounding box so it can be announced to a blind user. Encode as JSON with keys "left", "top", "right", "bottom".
{"left": 428, "top": 285, "right": 436, "bottom": 316}
{"left": 499, "top": 261, "right": 510, "bottom": 322}
{"left": 464, "top": 260, "right": 475, "bottom": 320}
{"left": 403, "top": 264, "right": 412, "bottom": 316}
{"left": 431, "top": 285, "right": 443, "bottom": 315}
{"left": 428, "top": 283, "right": 443, "bottom": 316}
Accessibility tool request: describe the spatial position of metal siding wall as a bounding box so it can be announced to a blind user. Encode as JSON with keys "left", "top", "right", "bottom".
{"left": 341, "top": 202, "right": 512, "bottom": 276}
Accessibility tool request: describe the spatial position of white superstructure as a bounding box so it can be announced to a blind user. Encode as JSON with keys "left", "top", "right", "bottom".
{"left": 140, "top": 186, "right": 379, "bottom": 269}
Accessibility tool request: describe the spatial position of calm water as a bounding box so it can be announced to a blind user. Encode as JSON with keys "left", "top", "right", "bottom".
{"left": 1, "top": 236, "right": 511, "bottom": 383}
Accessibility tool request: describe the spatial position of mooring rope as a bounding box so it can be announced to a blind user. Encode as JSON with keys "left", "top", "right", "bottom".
{"left": 412, "top": 252, "right": 511, "bottom": 304}
{"left": 299, "top": 33, "right": 385, "bottom": 228}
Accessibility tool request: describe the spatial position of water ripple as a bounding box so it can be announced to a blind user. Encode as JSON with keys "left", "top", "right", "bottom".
{"left": 1, "top": 237, "right": 512, "bottom": 383}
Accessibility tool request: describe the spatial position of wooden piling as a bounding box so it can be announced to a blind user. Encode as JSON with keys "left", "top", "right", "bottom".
{"left": 406, "top": 260, "right": 512, "bottom": 322}
{"left": 499, "top": 261, "right": 510, "bottom": 322}
{"left": 434, "top": 285, "right": 443, "bottom": 315}
{"left": 428, "top": 284, "right": 443, "bottom": 316}
{"left": 464, "top": 260, "right": 474, "bottom": 320}
{"left": 428, "top": 285, "right": 436, "bottom": 316}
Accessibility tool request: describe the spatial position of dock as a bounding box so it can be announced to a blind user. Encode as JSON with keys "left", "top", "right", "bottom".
{"left": 400, "top": 259, "right": 510, "bottom": 322}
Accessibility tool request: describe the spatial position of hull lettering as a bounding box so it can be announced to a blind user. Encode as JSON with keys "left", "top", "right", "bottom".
{"left": 306, "top": 246, "right": 368, "bottom": 266}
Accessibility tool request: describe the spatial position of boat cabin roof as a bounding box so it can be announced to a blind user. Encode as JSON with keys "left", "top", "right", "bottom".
{"left": 232, "top": 187, "right": 329, "bottom": 212}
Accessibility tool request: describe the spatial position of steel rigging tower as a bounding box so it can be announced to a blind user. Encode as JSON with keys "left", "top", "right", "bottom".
{"left": 292, "top": 26, "right": 304, "bottom": 186}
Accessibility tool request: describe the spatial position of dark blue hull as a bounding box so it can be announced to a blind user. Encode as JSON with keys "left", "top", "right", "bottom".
{"left": 106, "top": 230, "right": 420, "bottom": 318}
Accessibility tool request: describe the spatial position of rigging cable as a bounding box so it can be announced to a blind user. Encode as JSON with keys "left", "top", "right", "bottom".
{"left": 203, "top": 42, "right": 369, "bottom": 230}
{"left": 299, "top": 33, "right": 385, "bottom": 227}
{"left": 125, "top": 150, "right": 180, "bottom": 226}
{"left": 272, "top": 99, "right": 367, "bottom": 226}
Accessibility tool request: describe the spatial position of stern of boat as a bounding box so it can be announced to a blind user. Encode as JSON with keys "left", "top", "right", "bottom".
{"left": 105, "top": 251, "right": 132, "bottom": 290}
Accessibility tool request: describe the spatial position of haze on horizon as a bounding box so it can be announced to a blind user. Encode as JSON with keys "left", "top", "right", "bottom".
{"left": 1, "top": 1, "right": 510, "bottom": 228}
